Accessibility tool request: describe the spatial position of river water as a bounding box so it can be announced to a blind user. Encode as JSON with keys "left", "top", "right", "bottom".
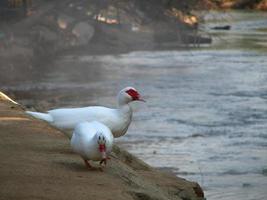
{"left": 3, "top": 11, "right": 267, "bottom": 200}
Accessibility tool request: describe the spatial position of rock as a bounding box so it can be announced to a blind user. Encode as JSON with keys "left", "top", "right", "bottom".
{"left": 38, "top": 26, "right": 58, "bottom": 42}
{"left": 255, "top": 0, "right": 267, "bottom": 10}
{"left": 218, "top": 0, "right": 267, "bottom": 10}
{"left": 57, "top": 14, "right": 75, "bottom": 30}
{"left": 72, "top": 22, "right": 95, "bottom": 45}
{"left": 211, "top": 25, "right": 231, "bottom": 30}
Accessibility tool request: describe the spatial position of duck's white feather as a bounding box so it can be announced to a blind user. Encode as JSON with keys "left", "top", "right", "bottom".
{"left": 70, "top": 121, "right": 113, "bottom": 161}
{"left": 26, "top": 105, "right": 132, "bottom": 138}
{"left": 25, "top": 87, "right": 142, "bottom": 138}
{"left": 26, "top": 111, "right": 53, "bottom": 123}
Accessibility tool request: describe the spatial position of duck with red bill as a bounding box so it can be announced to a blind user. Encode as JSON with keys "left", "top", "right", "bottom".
{"left": 71, "top": 121, "right": 114, "bottom": 169}
{"left": 26, "top": 86, "right": 145, "bottom": 138}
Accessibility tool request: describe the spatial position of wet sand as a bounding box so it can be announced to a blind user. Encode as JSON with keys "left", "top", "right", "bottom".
{"left": 0, "top": 96, "right": 204, "bottom": 200}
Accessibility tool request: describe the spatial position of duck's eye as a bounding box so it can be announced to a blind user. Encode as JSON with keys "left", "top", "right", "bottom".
{"left": 102, "top": 136, "right": 105, "bottom": 141}
{"left": 98, "top": 136, "right": 101, "bottom": 140}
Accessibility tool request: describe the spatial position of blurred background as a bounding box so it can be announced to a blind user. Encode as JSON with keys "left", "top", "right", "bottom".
{"left": 1, "top": 1, "right": 267, "bottom": 199}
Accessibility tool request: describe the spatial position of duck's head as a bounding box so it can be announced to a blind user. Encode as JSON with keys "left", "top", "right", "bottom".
{"left": 117, "top": 87, "right": 145, "bottom": 106}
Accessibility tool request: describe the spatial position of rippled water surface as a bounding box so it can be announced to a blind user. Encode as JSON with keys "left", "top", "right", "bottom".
{"left": 3, "top": 11, "right": 267, "bottom": 200}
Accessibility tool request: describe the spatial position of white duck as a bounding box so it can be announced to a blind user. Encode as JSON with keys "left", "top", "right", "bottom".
{"left": 26, "top": 87, "right": 144, "bottom": 138}
{"left": 71, "top": 121, "right": 113, "bottom": 168}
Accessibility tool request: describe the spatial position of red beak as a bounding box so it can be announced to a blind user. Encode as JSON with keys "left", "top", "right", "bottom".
{"left": 126, "top": 89, "right": 146, "bottom": 102}
{"left": 137, "top": 98, "right": 146, "bottom": 102}
{"left": 99, "top": 144, "right": 106, "bottom": 159}
{"left": 135, "top": 95, "right": 146, "bottom": 102}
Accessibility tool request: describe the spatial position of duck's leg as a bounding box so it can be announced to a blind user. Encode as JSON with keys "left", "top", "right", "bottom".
{"left": 83, "top": 159, "right": 92, "bottom": 169}
{"left": 99, "top": 158, "right": 107, "bottom": 166}
{"left": 83, "top": 159, "right": 102, "bottom": 171}
{"left": 99, "top": 157, "right": 111, "bottom": 166}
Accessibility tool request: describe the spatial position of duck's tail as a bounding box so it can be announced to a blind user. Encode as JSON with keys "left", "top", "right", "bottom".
{"left": 25, "top": 111, "right": 53, "bottom": 123}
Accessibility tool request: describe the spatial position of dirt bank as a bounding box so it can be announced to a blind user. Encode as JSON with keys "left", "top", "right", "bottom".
{"left": 0, "top": 94, "right": 204, "bottom": 200}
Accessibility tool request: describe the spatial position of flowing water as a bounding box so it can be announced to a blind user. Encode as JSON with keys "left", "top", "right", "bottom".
{"left": 3, "top": 11, "right": 267, "bottom": 200}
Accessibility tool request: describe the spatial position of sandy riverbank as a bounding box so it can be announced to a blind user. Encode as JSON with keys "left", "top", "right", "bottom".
{"left": 0, "top": 94, "right": 204, "bottom": 200}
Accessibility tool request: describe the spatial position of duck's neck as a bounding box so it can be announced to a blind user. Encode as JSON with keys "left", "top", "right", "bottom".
{"left": 117, "top": 102, "right": 132, "bottom": 116}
